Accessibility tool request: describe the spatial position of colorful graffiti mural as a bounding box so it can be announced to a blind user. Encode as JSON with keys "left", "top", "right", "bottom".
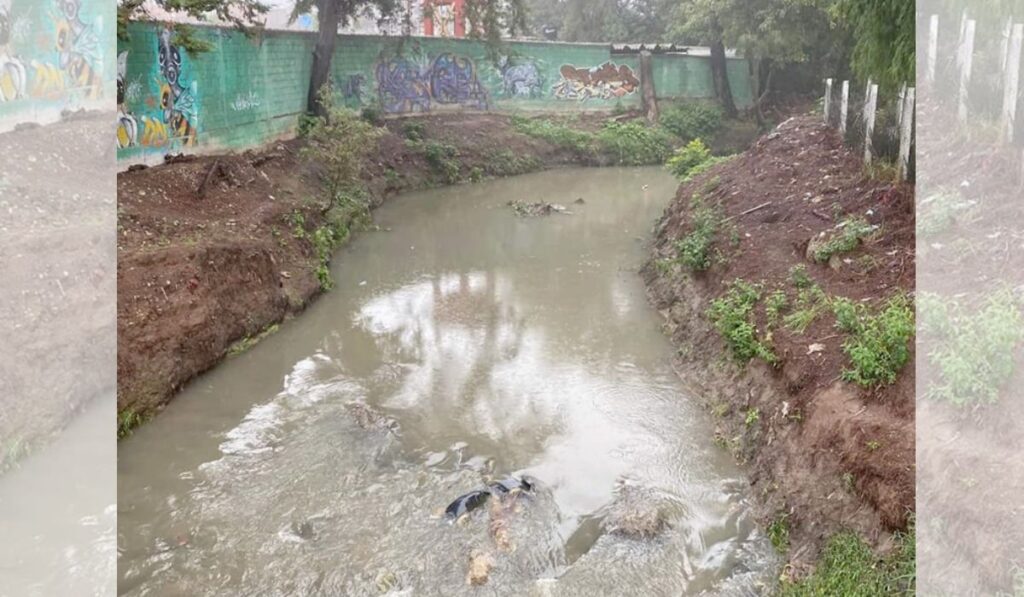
{"left": 155, "top": 28, "right": 197, "bottom": 146}
{"left": 497, "top": 56, "right": 541, "bottom": 98}
{"left": 338, "top": 73, "right": 365, "bottom": 105}
{"left": 116, "top": 51, "right": 137, "bottom": 148}
{"left": 54, "top": 0, "right": 101, "bottom": 97}
{"left": 552, "top": 62, "right": 639, "bottom": 101}
{"left": 376, "top": 52, "right": 488, "bottom": 114}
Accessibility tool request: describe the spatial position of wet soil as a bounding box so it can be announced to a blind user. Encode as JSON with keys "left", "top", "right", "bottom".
{"left": 642, "top": 114, "right": 915, "bottom": 576}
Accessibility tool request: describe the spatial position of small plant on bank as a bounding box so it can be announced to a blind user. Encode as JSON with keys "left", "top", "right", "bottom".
{"left": 765, "top": 290, "right": 789, "bottom": 326}
{"left": 745, "top": 407, "right": 760, "bottom": 428}
{"left": 918, "top": 289, "right": 1024, "bottom": 407}
{"left": 302, "top": 86, "right": 383, "bottom": 199}
{"left": 660, "top": 101, "right": 724, "bottom": 142}
{"left": 811, "top": 216, "right": 877, "bottom": 263}
{"left": 511, "top": 115, "right": 596, "bottom": 154}
{"left": 767, "top": 513, "right": 790, "bottom": 552}
{"left": 784, "top": 284, "right": 828, "bottom": 333}
{"left": 402, "top": 120, "right": 426, "bottom": 141}
{"left": 788, "top": 264, "right": 814, "bottom": 289}
{"left": 420, "top": 140, "right": 461, "bottom": 183}
{"left": 839, "top": 294, "right": 914, "bottom": 387}
{"left": 917, "top": 189, "right": 973, "bottom": 237}
{"left": 707, "top": 279, "right": 778, "bottom": 364}
{"left": 673, "top": 194, "right": 722, "bottom": 271}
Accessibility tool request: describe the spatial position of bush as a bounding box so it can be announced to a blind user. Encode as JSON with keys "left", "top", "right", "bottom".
{"left": 511, "top": 116, "right": 596, "bottom": 154}
{"left": 840, "top": 294, "right": 914, "bottom": 387}
{"left": 402, "top": 120, "right": 426, "bottom": 141}
{"left": 707, "top": 280, "right": 777, "bottom": 364}
{"left": 661, "top": 102, "right": 724, "bottom": 142}
{"left": 674, "top": 194, "right": 721, "bottom": 271}
{"left": 596, "top": 121, "right": 675, "bottom": 165}
{"left": 667, "top": 138, "right": 712, "bottom": 178}
{"left": 919, "top": 290, "right": 1024, "bottom": 406}
{"left": 302, "top": 87, "right": 383, "bottom": 198}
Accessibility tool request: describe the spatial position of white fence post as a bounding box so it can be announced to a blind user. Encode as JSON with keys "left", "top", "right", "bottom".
{"left": 927, "top": 15, "right": 939, "bottom": 85}
{"left": 864, "top": 82, "right": 878, "bottom": 164}
{"left": 840, "top": 80, "right": 849, "bottom": 136}
{"left": 1003, "top": 24, "right": 1023, "bottom": 143}
{"left": 898, "top": 84, "right": 907, "bottom": 126}
{"left": 1001, "top": 17, "right": 1013, "bottom": 73}
{"left": 824, "top": 78, "right": 833, "bottom": 125}
{"left": 898, "top": 87, "right": 916, "bottom": 181}
{"left": 958, "top": 19, "right": 976, "bottom": 124}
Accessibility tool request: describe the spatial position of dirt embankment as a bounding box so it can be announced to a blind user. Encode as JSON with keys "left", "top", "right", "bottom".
{"left": 642, "top": 114, "right": 914, "bottom": 575}
{"left": 0, "top": 112, "right": 116, "bottom": 472}
{"left": 117, "top": 111, "right": 697, "bottom": 430}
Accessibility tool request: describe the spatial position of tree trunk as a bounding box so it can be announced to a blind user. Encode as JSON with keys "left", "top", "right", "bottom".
{"left": 307, "top": 0, "right": 341, "bottom": 117}
{"left": 709, "top": 36, "right": 737, "bottom": 118}
{"left": 639, "top": 51, "right": 659, "bottom": 123}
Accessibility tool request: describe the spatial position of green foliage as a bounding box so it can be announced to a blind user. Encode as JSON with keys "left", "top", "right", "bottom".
{"left": 420, "top": 141, "right": 461, "bottom": 183}
{"left": 402, "top": 121, "right": 426, "bottom": 141}
{"left": 708, "top": 280, "right": 777, "bottom": 364}
{"left": 812, "top": 217, "right": 876, "bottom": 263}
{"left": 745, "top": 407, "right": 760, "bottom": 428}
{"left": 765, "top": 290, "right": 789, "bottom": 325}
{"left": 485, "top": 150, "right": 542, "bottom": 177}
{"left": 596, "top": 122, "right": 675, "bottom": 166}
{"left": 781, "top": 524, "right": 915, "bottom": 596}
{"left": 768, "top": 513, "right": 790, "bottom": 552}
{"left": 301, "top": 87, "right": 383, "bottom": 198}
{"left": 674, "top": 195, "right": 721, "bottom": 271}
{"left": 784, "top": 284, "right": 828, "bottom": 333}
{"left": 833, "top": 0, "right": 915, "bottom": 90}
{"left": 117, "top": 409, "right": 147, "bottom": 440}
{"left": 661, "top": 102, "right": 724, "bottom": 142}
{"left": 918, "top": 190, "right": 972, "bottom": 237}
{"left": 511, "top": 116, "right": 596, "bottom": 154}
{"left": 839, "top": 294, "right": 914, "bottom": 387}
{"left": 667, "top": 138, "right": 712, "bottom": 178}
{"left": 360, "top": 105, "right": 385, "bottom": 126}
{"left": 831, "top": 296, "right": 867, "bottom": 334}
{"left": 919, "top": 290, "right": 1024, "bottom": 407}
{"left": 788, "top": 264, "right": 813, "bottom": 289}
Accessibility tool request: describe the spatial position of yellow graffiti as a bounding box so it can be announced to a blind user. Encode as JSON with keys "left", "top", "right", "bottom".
{"left": 140, "top": 116, "right": 170, "bottom": 147}
{"left": 29, "top": 61, "right": 65, "bottom": 99}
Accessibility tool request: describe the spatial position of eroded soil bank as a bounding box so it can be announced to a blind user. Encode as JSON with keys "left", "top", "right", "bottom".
{"left": 117, "top": 111, "right": 753, "bottom": 429}
{"left": 642, "top": 115, "right": 915, "bottom": 578}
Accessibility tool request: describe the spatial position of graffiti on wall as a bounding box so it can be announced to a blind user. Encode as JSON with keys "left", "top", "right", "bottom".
{"left": 54, "top": 0, "right": 102, "bottom": 97}
{"left": 338, "top": 73, "right": 365, "bottom": 105}
{"left": 155, "top": 28, "right": 197, "bottom": 146}
{"left": 497, "top": 55, "right": 541, "bottom": 98}
{"left": 376, "top": 52, "right": 488, "bottom": 114}
{"left": 552, "top": 62, "right": 639, "bottom": 101}
{"left": 0, "top": 2, "right": 27, "bottom": 102}
{"left": 116, "top": 51, "right": 138, "bottom": 148}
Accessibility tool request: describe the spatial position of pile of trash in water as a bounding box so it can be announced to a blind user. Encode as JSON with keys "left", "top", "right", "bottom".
{"left": 507, "top": 200, "right": 572, "bottom": 217}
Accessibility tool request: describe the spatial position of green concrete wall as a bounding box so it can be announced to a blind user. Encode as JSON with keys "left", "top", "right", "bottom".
{"left": 0, "top": 0, "right": 115, "bottom": 131}
{"left": 116, "top": 21, "right": 753, "bottom": 163}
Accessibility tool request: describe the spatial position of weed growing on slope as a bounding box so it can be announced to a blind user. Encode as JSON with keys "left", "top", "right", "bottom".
{"left": 407, "top": 139, "right": 461, "bottom": 184}
{"left": 838, "top": 294, "right": 914, "bottom": 387}
{"left": 768, "top": 513, "right": 790, "bottom": 552}
{"left": 918, "top": 289, "right": 1024, "bottom": 406}
{"left": 811, "top": 216, "right": 877, "bottom": 263}
{"left": 781, "top": 523, "right": 915, "bottom": 596}
{"left": 917, "top": 189, "right": 974, "bottom": 237}
{"left": 789, "top": 264, "right": 814, "bottom": 289}
{"left": 784, "top": 284, "right": 828, "bottom": 333}
{"left": 674, "top": 194, "right": 722, "bottom": 271}
{"left": 707, "top": 280, "right": 777, "bottom": 364}
{"left": 511, "top": 116, "right": 596, "bottom": 154}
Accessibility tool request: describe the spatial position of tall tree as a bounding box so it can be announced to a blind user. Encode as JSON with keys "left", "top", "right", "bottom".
{"left": 834, "top": 0, "right": 914, "bottom": 90}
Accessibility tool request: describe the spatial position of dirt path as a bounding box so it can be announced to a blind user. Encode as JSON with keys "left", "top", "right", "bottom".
{"left": 643, "top": 115, "right": 915, "bottom": 576}
{"left": 0, "top": 112, "right": 116, "bottom": 472}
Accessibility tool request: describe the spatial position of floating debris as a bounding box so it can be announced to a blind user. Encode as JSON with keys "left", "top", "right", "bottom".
{"left": 507, "top": 200, "right": 571, "bottom": 217}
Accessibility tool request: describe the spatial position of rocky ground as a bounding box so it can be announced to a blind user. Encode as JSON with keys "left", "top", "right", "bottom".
{"left": 642, "top": 114, "right": 915, "bottom": 578}
{"left": 0, "top": 111, "right": 116, "bottom": 473}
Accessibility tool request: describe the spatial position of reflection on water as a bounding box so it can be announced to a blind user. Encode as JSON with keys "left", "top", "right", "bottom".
{"left": 117, "top": 167, "right": 779, "bottom": 595}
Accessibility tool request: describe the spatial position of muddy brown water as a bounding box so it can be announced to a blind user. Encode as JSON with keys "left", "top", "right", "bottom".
{"left": 0, "top": 396, "right": 116, "bottom": 596}
{"left": 117, "top": 167, "right": 779, "bottom": 595}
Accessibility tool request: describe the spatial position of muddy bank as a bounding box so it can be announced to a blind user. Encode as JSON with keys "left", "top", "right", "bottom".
{"left": 642, "top": 115, "right": 914, "bottom": 577}
{"left": 117, "top": 111, "right": 754, "bottom": 431}
{"left": 0, "top": 112, "right": 116, "bottom": 473}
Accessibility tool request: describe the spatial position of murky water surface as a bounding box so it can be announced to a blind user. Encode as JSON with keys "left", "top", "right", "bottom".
{"left": 0, "top": 396, "right": 116, "bottom": 596}
{"left": 117, "top": 168, "right": 778, "bottom": 595}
